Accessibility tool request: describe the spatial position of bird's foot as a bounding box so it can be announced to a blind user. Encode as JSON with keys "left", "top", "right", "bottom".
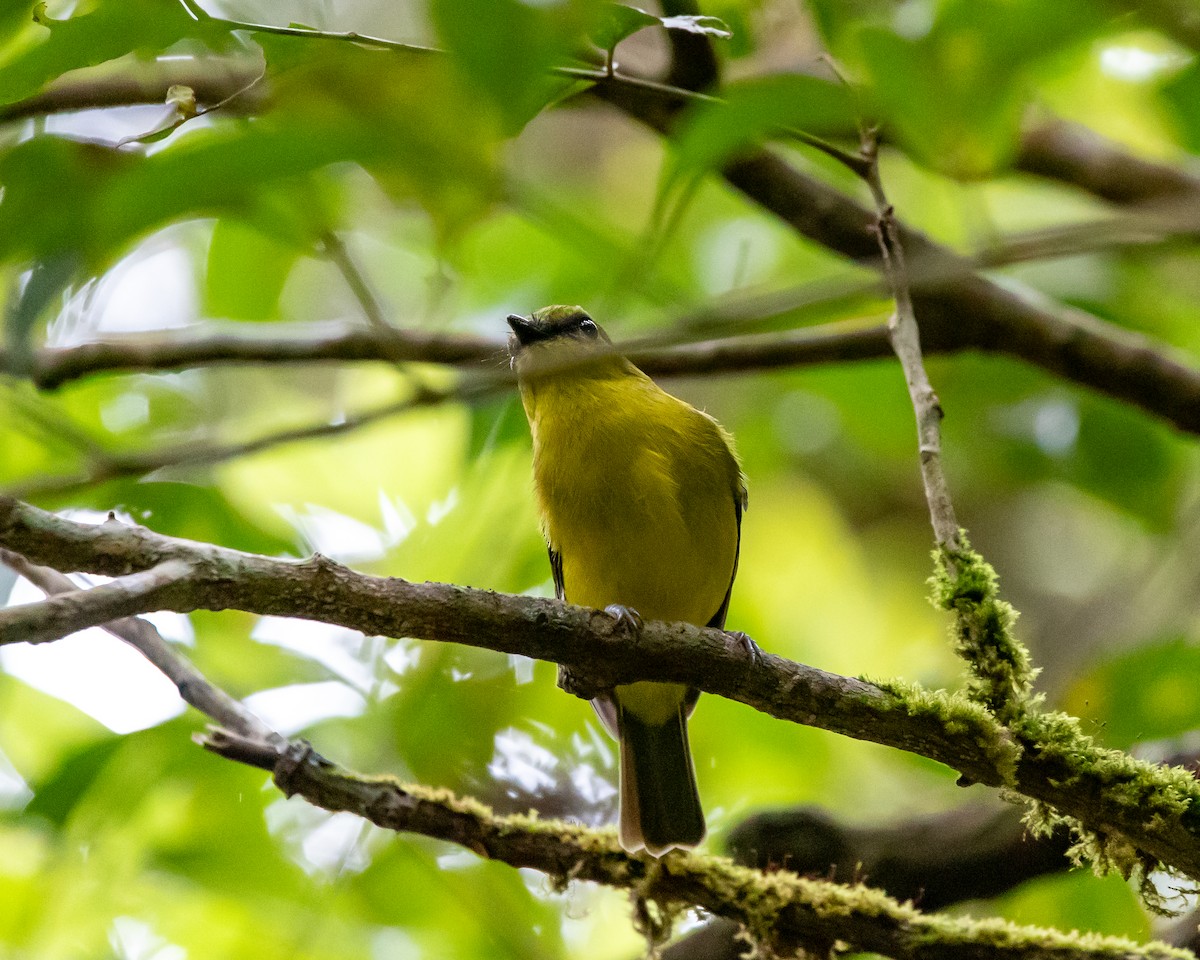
{"left": 728, "top": 630, "right": 761, "bottom": 665}
{"left": 604, "top": 604, "right": 643, "bottom": 634}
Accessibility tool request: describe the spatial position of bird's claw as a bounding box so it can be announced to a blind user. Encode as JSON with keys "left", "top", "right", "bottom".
{"left": 604, "top": 604, "right": 643, "bottom": 633}
{"left": 729, "top": 630, "right": 761, "bottom": 664}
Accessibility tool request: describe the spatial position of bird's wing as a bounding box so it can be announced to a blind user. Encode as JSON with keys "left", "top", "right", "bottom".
{"left": 548, "top": 544, "right": 565, "bottom": 601}
{"left": 706, "top": 492, "right": 744, "bottom": 631}
{"left": 683, "top": 490, "right": 744, "bottom": 719}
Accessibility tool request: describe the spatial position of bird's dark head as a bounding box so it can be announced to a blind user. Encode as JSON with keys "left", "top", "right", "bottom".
{"left": 507, "top": 305, "right": 609, "bottom": 349}
{"left": 506, "top": 306, "right": 617, "bottom": 380}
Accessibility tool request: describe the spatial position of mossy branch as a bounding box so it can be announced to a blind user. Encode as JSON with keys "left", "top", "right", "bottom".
{"left": 930, "top": 539, "right": 1037, "bottom": 723}
{"left": 200, "top": 730, "right": 1191, "bottom": 960}
{"left": 8, "top": 544, "right": 1186, "bottom": 959}
{"left": 5, "top": 497, "right": 1200, "bottom": 890}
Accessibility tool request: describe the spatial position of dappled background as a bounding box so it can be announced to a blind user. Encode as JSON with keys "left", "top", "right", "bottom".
{"left": 3, "top": 0, "right": 1200, "bottom": 956}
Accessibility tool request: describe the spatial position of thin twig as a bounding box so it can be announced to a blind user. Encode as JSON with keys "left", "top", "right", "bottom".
{"left": 320, "top": 231, "right": 393, "bottom": 331}
{"left": 0, "top": 555, "right": 193, "bottom": 645}
{"left": 860, "top": 133, "right": 961, "bottom": 550}
{"left": 176, "top": 0, "right": 442, "bottom": 56}
{"left": 590, "top": 75, "right": 1200, "bottom": 438}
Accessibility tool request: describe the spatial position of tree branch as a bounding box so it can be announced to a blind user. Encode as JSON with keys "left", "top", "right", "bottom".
{"left": 668, "top": 803, "right": 1074, "bottom": 960}
{"left": 588, "top": 77, "right": 1200, "bottom": 437}
{"left": 728, "top": 802, "right": 1072, "bottom": 909}
{"left": 6, "top": 58, "right": 1200, "bottom": 438}
{"left": 1015, "top": 118, "right": 1200, "bottom": 207}
{"left": 1, "top": 523, "right": 1175, "bottom": 960}
{"left": 14, "top": 298, "right": 1200, "bottom": 442}
{"left": 195, "top": 731, "right": 1189, "bottom": 960}
{"left": 0, "top": 554, "right": 192, "bottom": 645}
{"left": 4, "top": 320, "right": 895, "bottom": 497}
{"left": 3, "top": 497, "right": 1200, "bottom": 885}
{"left": 0, "top": 547, "right": 275, "bottom": 740}
{"left": 862, "top": 133, "right": 961, "bottom": 552}
{"left": 7, "top": 323, "right": 501, "bottom": 390}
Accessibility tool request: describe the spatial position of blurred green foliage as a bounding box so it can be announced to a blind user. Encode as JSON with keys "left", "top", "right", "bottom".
{"left": 3, "top": 0, "right": 1200, "bottom": 956}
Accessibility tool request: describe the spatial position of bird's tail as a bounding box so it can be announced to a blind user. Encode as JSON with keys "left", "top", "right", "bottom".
{"left": 618, "top": 705, "right": 705, "bottom": 856}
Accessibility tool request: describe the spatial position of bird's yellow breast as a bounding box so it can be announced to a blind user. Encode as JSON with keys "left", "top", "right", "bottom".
{"left": 522, "top": 367, "right": 742, "bottom": 628}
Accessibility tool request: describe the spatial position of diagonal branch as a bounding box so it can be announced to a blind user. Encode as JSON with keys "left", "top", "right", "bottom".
{"left": 319, "top": 231, "right": 393, "bottom": 331}
{"left": 6, "top": 57, "right": 1200, "bottom": 437}
{"left": 861, "top": 133, "right": 961, "bottom": 552}
{"left": 0, "top": 554, "right": 192, "bottom": 645}
{"left": 0, "top": 547, "right": 274, "bottom": 739}
{"left": 590, "top": 77, "right": 1200, "bottom": 437}
{"left": 3, "top": 496, "right": 1200, "bottom": 885}
{"left": 1015, "top": 118, "right": 1200, "bottom": 206}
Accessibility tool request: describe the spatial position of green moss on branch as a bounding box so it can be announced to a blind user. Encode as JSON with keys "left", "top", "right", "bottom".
{"left": 930, "top": 537, "right": 1037, "bottom": 722}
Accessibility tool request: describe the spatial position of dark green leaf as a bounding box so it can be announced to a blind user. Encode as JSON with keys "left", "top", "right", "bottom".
{"left": 430, "top": 0, "right": 580, "bottom": 133}
{"left": 5, "top": 254, "right": 80, "bottom": 364}
{"left": 670, "top": 74, "right": 855, "bottom": 180}
{"left": 849, "top": 0, "right": 1106, "bottom": 176}
{"left": 0, "top": 0, "right": 229, "bottom": 108}
{"left": 1065, "top": 636, "right": 1200, "bottom": 750}
{"left": 1161, "top": 61, "right": 1200, "bottom": 153}
{"left": 24, "top": 737, "right": 123, "bottom": 827}
{"left": 587, "top": 3, "right": 660, "bottom": 52}
{"left": 205, "top": 219, "right": 304, "bottom": 321}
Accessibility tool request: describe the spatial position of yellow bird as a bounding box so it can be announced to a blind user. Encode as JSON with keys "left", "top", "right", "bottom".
{"left": 507, "top": 305, "right": 746, "bottom": 856}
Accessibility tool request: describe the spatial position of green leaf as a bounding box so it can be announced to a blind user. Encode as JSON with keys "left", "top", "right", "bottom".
{"left": 670, "top": 74, "right": 855, "bottom": 179}
{"left": 1161, "top": 60, "right": 1200, "bottom": 153}
{"left": 23, "top": 738, "right": 123, "bottom": 828}
{"left": 848, "top": 0, "right": 1107, "bottom": 177}
{"left": 1071, "top": 398, "right": 1182, "bottom": 530}
{"left": 105, "top": 482, "right": 299, "bottom": 556}
{"left": 993, "top": 870, "right": 1148, "bottom": 940}
{"left": 805, "top": 0, "right": 896, "bottom": 47}
{"left": 587, "top": 3, "right": 660, "bottom": 52}
{"left": 0, "top": 0, "right": 229, "bottom": 108}
{"left": 1065, "top": 636, "right": 1200, "bottom": 750}
{"left": 259, "top": 36, "right": 505, "bottom": 240}
{"left": 856, "top": 23, "right": 1025, "bottom": 177}
{"left": 205, "top": 219, "right": 304, "bottom": 321}
{"left": 430, "top": 0, "right": 580, "bottom": 133}
{"left": 588, "top": 5, "right": 732, "bottom": 54}
{"left": 5, "top": 253, "right": 80, "bottom": 364}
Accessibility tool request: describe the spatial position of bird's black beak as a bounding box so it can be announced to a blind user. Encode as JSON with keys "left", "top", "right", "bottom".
{"left": 507, "top": 314, "right": 550, "bottom": 347}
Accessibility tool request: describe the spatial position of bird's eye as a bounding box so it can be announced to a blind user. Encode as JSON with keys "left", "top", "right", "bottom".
{"left": 578, "top": 318, "right": 598, "bottom": 337}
